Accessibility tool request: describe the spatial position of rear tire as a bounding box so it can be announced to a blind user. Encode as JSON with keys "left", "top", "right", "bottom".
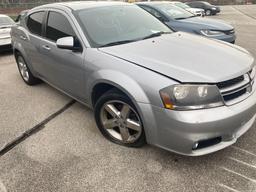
{"left": 94, "top": 89, "right": 146, "bottom": 147}
{"left": 205, "top": 9, "right": 212, "bottom": 16}
{"left": 15, "top": 53, "right": 41, "bottom": 85}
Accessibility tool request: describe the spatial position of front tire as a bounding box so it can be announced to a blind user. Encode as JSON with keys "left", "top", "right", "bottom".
{"left": 15, "top": 53, "right": 41, "bottom": 85}
{"left": 94, "top": 89, "right": 146, "bottom": 147}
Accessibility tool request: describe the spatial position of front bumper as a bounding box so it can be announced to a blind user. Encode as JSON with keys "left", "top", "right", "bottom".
{"left": 211, "top": 33, "right": 236, "bottom": 43}
{"left": 139, "top": 88, "right": 256, "bottom": 156}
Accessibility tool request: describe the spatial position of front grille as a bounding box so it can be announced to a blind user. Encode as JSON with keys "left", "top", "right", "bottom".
{"left": 223, "top": 88, "right": 246, "bottom": 102}
{"left": 217, "top": 72, "right": 253, "bottom": 105}
{"left": 217, "top": 75, "right": 244, "bottom": 89}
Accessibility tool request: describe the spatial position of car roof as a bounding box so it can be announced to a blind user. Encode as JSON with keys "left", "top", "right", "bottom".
{"left": 169, "top": 1, "right": 183, "bottom": 3}
{"left": 136, "top": 1, "right": 170, "bottom": 5}
{"left": 136, "top": 1, "right": 176, "bottom": 7}
{"left": 187, "top": 1, "right": 206, "bottom": 3}
{"left": 33, "top": 1, "right": 130, "bottom": 11}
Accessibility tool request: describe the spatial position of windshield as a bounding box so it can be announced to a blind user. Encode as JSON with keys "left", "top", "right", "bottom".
{"left": 156, "top": 3, "right": 194, "bottom": 20}
{"left": 76, "top": 5, "right": 171, "bottom": 48}
{"left": 174, "top": 2, "right": 190, "bottom": 9}
{"left": 203, "top": 2, "right": 211, "bottom": 5}
{"left": 0, "top": 16, "right": 14, "bottom": 26}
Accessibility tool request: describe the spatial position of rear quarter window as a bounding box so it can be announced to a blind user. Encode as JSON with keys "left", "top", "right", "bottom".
{"left": 27, "top": 11, "right": 45, "bottom": 36}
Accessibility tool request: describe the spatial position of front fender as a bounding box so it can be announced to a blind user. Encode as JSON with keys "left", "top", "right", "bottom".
{"left": 86, "top": 69, "right": 158, "bottom": 144}
{"left": 86, "top": 69, "right": 150, "bottom": 106}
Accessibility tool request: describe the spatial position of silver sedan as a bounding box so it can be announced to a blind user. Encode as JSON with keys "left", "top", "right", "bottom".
{"left": 0, "top": 14, "right": 14, "bottom": 51}
{"left": 11, "top": 2, "right": 256, "bottom": 156}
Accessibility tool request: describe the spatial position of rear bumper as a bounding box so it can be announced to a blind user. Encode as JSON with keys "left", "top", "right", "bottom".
{"left": 212, "top": 8, "right": 220, "bottom": 14}
{"left": 0, "top": 44, "right": 12, "bottom": 52}
{"left": 0, "top": 38, "right": 12, "bottom": 51}
{"left": 139, "top": 88, "right": 256, "bottom": 156}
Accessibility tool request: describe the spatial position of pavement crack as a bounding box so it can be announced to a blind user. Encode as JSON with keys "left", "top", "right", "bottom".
{"left": 0, "top": 100, "right": 76, "bottom": 157}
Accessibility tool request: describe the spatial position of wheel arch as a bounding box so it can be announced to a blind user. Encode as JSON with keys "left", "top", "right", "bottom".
{"left": 89, "top": 70, "right": 151, "bottom": 145}
{"left": 12, "top": 42, "right": 36, "bottom": 75}
{"left": 88, "top": 70, "right": 151, "bottom": 108}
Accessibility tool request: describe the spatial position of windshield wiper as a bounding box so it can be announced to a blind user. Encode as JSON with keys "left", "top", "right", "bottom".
{"left": 175, "top": 17, "right": 188, "bottom": 20}
{"left": 99, "top": 40, "right": 137, "bottom": 47}
{"left": 142, "top": 31, "right": 171, "bottom": 40}
{"left": 188, "top": 15, "right": 198, "bottom": 18}
{"left": 99, "top": 32, "right": 171, "bottom": 47}
{"left": 176, "top": 15, "right": 197, "bottom": 20}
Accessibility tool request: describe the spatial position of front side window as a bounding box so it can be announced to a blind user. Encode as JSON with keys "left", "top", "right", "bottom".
{"left": 203, "top": 2, "right": 211, "bottom": 6}
{"left": 27, "top": 11, "right": 45, "bottom": 36}
{"left": 76, "top": 5, "right": 171, "bottom": 48}
{"left": 46, "top": 11, "right": 76, "bottom": 42}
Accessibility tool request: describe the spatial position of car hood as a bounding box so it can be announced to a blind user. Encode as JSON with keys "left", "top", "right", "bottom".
{"left": 180, "top": 17, "right": 233, "bottom": 31}
{"left": 99, "top": 32, "right": 254, "bottom": 83}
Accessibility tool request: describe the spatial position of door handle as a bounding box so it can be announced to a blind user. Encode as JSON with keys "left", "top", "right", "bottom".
{"left": 20, "top": 35, "right": 27, "bottom": 40}
{"left": 42, "top": 45, "right": 51, "bottom": 51}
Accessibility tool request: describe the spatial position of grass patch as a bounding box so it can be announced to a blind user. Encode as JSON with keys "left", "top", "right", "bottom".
{"left": 8, "top": 15, "right": 17, "bottom": 21}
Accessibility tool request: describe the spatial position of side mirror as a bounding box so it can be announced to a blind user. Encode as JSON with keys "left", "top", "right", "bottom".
{"left": 158, "top": 17, "right": 167, "bottom": 23}
{"left": 154, "top": 13, "right": 167, "bottom": 22}
{"left": 56, "top": 36, "right": 81, "bottom": 51}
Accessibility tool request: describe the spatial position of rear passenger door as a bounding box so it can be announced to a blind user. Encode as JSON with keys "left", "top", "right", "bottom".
{"left": 39, "top": 10, "right": 85, "bottom": 100}
{"left": 189, "top": 2, "right": 199, "bottom": 8}
{"left": 25, "top": 11, "right": 46, "bottom": 74}
{"left": 195, "top": 2, "right": 205, "bottom": 9}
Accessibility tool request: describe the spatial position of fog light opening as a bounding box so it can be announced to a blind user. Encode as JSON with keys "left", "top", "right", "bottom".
{"left": 192, "top": 137, "right": 222, "bottom": 150}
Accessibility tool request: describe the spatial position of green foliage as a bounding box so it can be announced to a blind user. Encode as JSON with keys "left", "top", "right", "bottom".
{"left": 9, "top": 15, "right": 17, "bottom": 21}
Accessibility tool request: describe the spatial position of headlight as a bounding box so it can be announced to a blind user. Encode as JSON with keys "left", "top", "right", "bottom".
{"left": 159, "top": 84, "right": 224, "bottom": 110}
{"left": 200, "top": 29, "right": 225, "bottom": 37}
{"left": 211, "top": 7, "right": 217, "bottom": 10}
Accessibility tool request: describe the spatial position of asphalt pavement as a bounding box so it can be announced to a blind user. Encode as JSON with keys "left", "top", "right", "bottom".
{"left": 0, "top": 5, "right": 256, "bottom": 192}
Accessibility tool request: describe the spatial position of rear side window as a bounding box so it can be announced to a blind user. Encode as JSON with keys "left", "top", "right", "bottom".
{"left": 46, "top": 11, "right": 75, "bottom": 42}
{"left": 189, "top": 2, "right": 198, "bottom": 7}
{"left": 27, "top": 11, "right": 45, "bottom": 36}
{"left": 195, "top": 2, "right": 203, "bottom": 7}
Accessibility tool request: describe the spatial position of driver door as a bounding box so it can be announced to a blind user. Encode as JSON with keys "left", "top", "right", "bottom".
{"left": 39, "top": 10, "right": 86, "bottom": 101}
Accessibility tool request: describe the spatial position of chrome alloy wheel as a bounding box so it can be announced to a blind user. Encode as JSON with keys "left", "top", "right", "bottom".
{"left": 205, "top": 10, "right": 211, "bottom": 16}
{"left": 17, "top": 56, "right": 29, "bottom": 82}
{"left": 100, "top": 100, "right": 142, "bottom": 143}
